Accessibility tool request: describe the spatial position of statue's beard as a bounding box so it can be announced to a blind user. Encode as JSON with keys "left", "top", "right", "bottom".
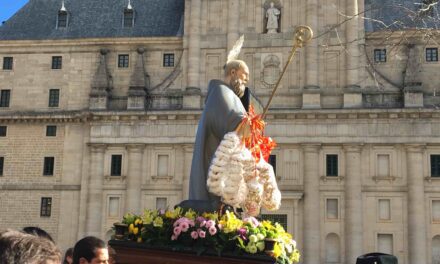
{"left": 230, "top": 77, "right": 245, "bottom": 98}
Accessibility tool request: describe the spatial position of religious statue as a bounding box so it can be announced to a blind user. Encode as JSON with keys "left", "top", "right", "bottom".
{"left": 266, "top": 2, "right": 280, "bottom": 34}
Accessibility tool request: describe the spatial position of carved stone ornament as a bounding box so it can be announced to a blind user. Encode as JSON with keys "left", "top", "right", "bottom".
{"left": 260, "top": 54, "right": 281, "bottom": 88}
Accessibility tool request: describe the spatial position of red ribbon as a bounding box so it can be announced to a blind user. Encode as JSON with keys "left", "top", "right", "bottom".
{"left": 241, "top": 105, "right": 277, "bottom": 162}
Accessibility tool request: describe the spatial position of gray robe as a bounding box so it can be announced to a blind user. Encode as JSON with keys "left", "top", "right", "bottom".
{"left": 188, "top": 79, "right": 246, "bottom": 202}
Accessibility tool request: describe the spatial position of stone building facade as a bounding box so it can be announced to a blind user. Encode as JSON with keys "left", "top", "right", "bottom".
{"left": 0, "top": 0, "right": 439, "bottom": 263}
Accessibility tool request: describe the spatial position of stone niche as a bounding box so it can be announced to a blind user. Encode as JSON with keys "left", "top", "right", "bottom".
{"left": 263, "top": 0, "right": 282, "bottom": 34}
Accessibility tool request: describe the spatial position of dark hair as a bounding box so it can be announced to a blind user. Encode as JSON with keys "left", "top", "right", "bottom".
{"left": 73, "top": 236, "right": 106, "bottom": 264}
{"left": 0, "top": 230, "right": 61, "bottom": 264}
{"left": 63, "top": 247, "right": 74, "bottom": 264}
{"left": 22, "top": 226, "right": 54, "bottom": 242}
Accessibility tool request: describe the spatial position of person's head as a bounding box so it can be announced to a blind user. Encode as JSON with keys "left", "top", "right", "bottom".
{"left": 224, "top": 59, "right": 249, "bottom": 98}
{"left": 22, "top": 226, "right": 54, "bottom": 242}
{"left": 73, "top": 236, "right": 108, "bottom": 264}
{"left": 64, "top": 247, "right": 74, "bottom": 264}
{"left": 270, "top": 2, "right": 274, "bottom": 7}
{"left": 0, "top": 229, "right": 61, "bottom": 264}
{"left": 107, "top": 245, "right": 117, "bottom": 264}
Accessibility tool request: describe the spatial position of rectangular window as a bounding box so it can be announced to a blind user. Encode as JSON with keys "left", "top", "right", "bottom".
{"left": 163, "top": 53, "right": 175, "bottom": 67}
{"left": 118, "top": 55, "right": 129, "bottom": 68}
{"left": 43, "top": 157, "right": 54, "bottom": 176}
{"left": 378, "top": 199, "right": 391, "bottom": 221}
{"left": 377, "top": 154, "right": 390, "bottom": 177}
{"left": 432, "top": 155, "right": 440, "bottom": 177}
{"left": 326, "top": 154, "right": 338, "bottom": 177}
{"left": 0, "top": 157, "right": 4, "bottom": 176}
{"left": 261, "top": 214, "right": 288, "bottom": 231}
{"left": 57, "top": 11, "right": 67, "bottom": 28}
{"left": 156, "top": 197, "right": 168, "bottom": 210}
{"left": 2, "top": 57, "right": 13, "bottom": 70}
{"left": 48, "top": 89, "right": 59, "bottom": 107}
{"left": 51, "top": 56, "right": 62, "bottom": 69}
{"left": 0, "top": 126, "right": 7, "bottom": 137}
{"left": 40, "top": 197, "right": 52, "bottom": 217}
{"left": 108, "top": 197, "right": 120, "bottom": 217}
{"left": 157, "top": 155, "right": 169, "bottom": 177}
{"left": 432, "top": 200, "right": 440, "bottom": 222}
{"left": 0, "top": 90, "right": 10, "bottom": 107}
{"left": 268, "top": 154, "right": 277, "bottom": 175}
{"left": 46, "top": 125, "right": 57, "bottom": 137}
{"left": 374, "top": 49, "right": 387, "bottom": 63}
{"left": 326, "top": 198, "right": 339, "bottom": 219}
{"left": 377, "top": 234, "right": 393, "bottom": 254}
{"left": 426, "top": 48, "right": 439, "bottom": 62}
{"left": 111, "top": 155, "right": 122, "bottom": 176}
{"left": 123, "top": 10, "right": 134, "bottom": 28}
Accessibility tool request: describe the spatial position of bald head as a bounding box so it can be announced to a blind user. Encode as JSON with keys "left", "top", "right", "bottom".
{"left": 224, "top": 60, "right": 249, "bottom": 98}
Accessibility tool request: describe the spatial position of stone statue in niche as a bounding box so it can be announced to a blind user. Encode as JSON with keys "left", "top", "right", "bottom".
{"left": 265, "top": 2, "right": 281, "bottom": 33}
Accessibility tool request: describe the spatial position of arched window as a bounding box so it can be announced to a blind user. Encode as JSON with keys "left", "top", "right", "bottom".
{"left": 325, "top": 233, "right": 340, "bottom": 264}
{"left": 433, "top": 235, "right": 440, "bottom": 264}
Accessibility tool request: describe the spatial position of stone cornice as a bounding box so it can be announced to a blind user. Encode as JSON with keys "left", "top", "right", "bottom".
{"left": 0, "top": 184, "right": 81, "bottom": 191}
{"left": 0, "top": 108, "right": 438, "bottom": 123}
{"left": 0, "top": 37, "right": 183, "bottom": 48}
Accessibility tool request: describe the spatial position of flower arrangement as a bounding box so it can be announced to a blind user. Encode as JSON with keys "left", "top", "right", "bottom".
{"left": 118, "top": 208, "right": 300, "bottom": 264}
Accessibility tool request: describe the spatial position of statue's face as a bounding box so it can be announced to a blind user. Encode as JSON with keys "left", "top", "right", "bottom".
{"left": 230, "top": 64, "right": 249, "bottom": 98}
{"left": 270, "top": 2, "right": 274, "bottom": 7}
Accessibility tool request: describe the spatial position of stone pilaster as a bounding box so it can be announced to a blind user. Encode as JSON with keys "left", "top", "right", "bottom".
{"left": 345, "top": 0, "right": 359, "bottom": 88}
{"left": 86, "top": 144, "right": 106, "bottom": 237}
{"left": 182, "top": 145, "right": 194, "bottom": 200}
{"left": 305, "top": 0, "right": 319, "bottom": 90}
{"left": 227, "top": 0, "right": 240, "bottom": 52}
{"left": 187, "top": 0, "right": 201, "bottom": 88}
{"left": 344, "top": 144, "right": 364, "bottom": 264}
{"left": 302, "top": 144, "right": 321, "bottom": 264}
{"left": 125, "top": 144, "right": 145, "bottom": 214}
{"left": 406, "top": 144, "right": 427, "bottom": 263}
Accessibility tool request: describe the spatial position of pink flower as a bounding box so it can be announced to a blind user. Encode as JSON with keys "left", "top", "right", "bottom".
{"left": 205, "top": 220, "right": 215, "bottom": 228}
{"left": 171, "top": 234, "right": 177, "bottom": 240}
{"left": 198, "top": 229, "right": 206, "bottom": 238}
{"left": 181, "top": 222, "right": 189, "bottom": 232}
{"left": 208, "top": 226, "right": 217, "bottom": 236}
{"left": 173, "top": 226, "right": 182, "bottom": 236}
{"left": 199, "top": 220, "right": 206, "bottom": 228}
{"left": 217, "top": 223, "right": 223, "bottom": 230}
{"left": 191, "top": 231, "right": 199, "bottom": 239}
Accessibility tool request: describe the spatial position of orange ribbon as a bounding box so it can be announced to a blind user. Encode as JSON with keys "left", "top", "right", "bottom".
{"left": 241, "top": 105, "right": 277, "bottom": 162}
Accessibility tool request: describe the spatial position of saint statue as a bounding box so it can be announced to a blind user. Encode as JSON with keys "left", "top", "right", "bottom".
{"left": 266, "top": 2, "right": 280, "bottom": 34}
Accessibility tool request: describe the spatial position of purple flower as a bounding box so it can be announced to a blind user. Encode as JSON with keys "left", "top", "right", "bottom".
{"left": 196, "top": 216, "right": 206, "bottom": 223}
{"left": 191, "top": 231, "right": 199, "bottom": 239}
{"left": 238, "top": 228, "right": 247, "bottom": 240}
{"left": 208, "top": 226, "right": 217, "bottom": 236}
{"left": 199, "top": 220, "right": 207, "bottom": 228}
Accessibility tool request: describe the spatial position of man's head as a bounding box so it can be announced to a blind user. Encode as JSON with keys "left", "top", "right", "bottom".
{"left": 224, "top": 60, "right": 249, "bottom": 98}
{"left": 73, "top": 236, "right": 108, "bottom": 264}
{"left": 23, "top": 226, "right": 54, "bottom": 242}
{"left": 0, "top": 229, "right": 61, "bottom": 264}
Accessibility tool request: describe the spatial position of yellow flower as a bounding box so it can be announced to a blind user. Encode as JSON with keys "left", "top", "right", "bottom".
{"left": 128, "top": 224, "right": 134, "bottom": 234}
{"left": 153, "top": 216, "right": 163, "bottom": 227}
{"left": 165, "top": 207, "right": 182, "bottom": 219}
{"left": 133, "top": 227, "right": 139, "bottom": 235}
{"left": 289, "top": 249, "right": 301, "bottom": 262}
{"left": 202, "top": 212, "right": 219, "bottom": 221}
{"left": 142, "top": 210, "right": 155, "bottom": 225}
{"left": 137, "top": 237, "right": 143, "bottom": 243}
{"left": 273, "top": 243, "right": 283, "bottom": 259}
{"left": 219, "top": 211, "right": 243, "bottom": 233}
{"left": 184, "top": 209, "right": 197, "bottom": 220}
